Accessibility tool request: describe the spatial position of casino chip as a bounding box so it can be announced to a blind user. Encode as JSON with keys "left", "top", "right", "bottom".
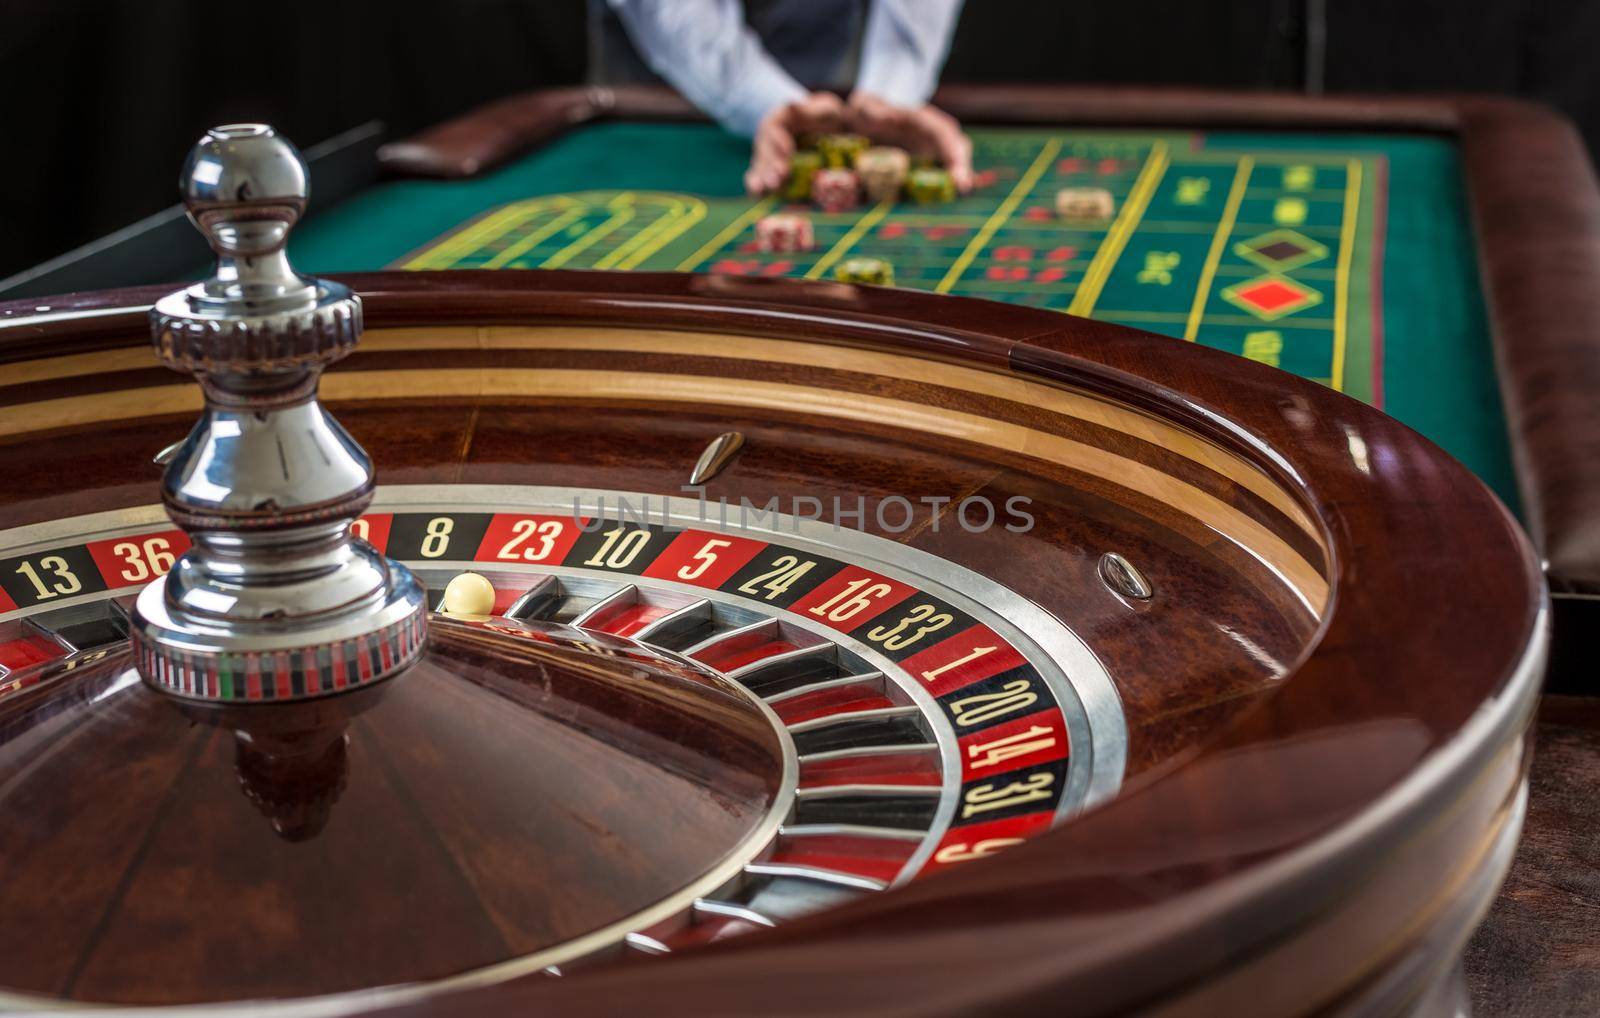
{"left": 755, "top": 212, "right": 814, "bottom": 252}
{"left": 1056, "top": 186, "right": 1116, "bottom": 221}
{"left": 817, "top": 133, "right": 869, "bottom": 168}
{"left": 906, "top": 167, "right": 956, "bottom": 204}
{"left": 812, "top": 168, "right": 861, "bottom": 212}
{"left": 856, "top": 146, "right": 911, "bottom": 202}
{"left": 782, "top": 150, "right": 823, "bottom": 202}
{"left": 834, "top": 256, "right": 894, "bottom": 286}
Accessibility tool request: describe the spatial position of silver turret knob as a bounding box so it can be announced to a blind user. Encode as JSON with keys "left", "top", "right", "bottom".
{"left": 133, "top": 125, "right": 427, "bottom": 703}
{"left": 153, "top": 125, "right": 360, "bottom": 384}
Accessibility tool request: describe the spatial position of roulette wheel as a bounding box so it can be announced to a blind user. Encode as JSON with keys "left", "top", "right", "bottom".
{"left": 0, "top": 124, "right": 1544, "bottom": 1015}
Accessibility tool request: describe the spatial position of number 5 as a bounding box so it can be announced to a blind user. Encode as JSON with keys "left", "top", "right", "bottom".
{"left": 678, "top": 539, "right": 731, "bottom": 581}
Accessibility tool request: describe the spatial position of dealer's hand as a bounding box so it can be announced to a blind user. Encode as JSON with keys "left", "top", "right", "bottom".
{"left": 745, "top": 91, "right": 847, "bottom": 196}
{"left": 846, "top": 92, "right": 974, "bottom": 192}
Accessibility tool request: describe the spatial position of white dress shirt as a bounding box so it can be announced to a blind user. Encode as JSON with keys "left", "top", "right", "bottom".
{"left": 606, "top": 0, "right": 965, "bottom": 136}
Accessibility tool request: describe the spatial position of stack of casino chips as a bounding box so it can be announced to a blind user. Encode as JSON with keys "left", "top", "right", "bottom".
{"left": 754, "top": 211, "right": 815, "bottom": 252}
{"left": 817, "top": 133, "right": 869, "bottom": 169}
{"left": 766, "top": 133, "right": 965, "bottom": 288}
{"left": 834, "top": 256, "right": 895, "bottom": 286}
{"left": 856, "top": 146, "right": 911, "bottom": 202}
{"left": 1056, "top": 186, "right": 1116, "bottom": 222}
{"left": 811, "top": 168, "right": 861, "bottom": 212}
{"left": 782, "top": 151, "right": 824, "bottom": 202}
{"left": 906, "top": 166, "right": 957, "bottom": 204}
{"left": 784, "top": 136, "right": 956, "bottom": 212}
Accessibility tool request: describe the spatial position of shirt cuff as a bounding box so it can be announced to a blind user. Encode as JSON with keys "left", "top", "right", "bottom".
{"left": 720, "top": 58, "right": 806, "bottom": 138}
{"left": 853, "top": 48, "right": 934, "bottom": 109}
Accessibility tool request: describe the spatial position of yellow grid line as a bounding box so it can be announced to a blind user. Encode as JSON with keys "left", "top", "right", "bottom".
{"left": 594, "top": 195, "right": 678, "bottom": 269}
{"left": 403, "top": 199, "right": 577, "bottom": 270}
{"left": 990, "top": 219, "right": 1344, "bottom": 237}
{"left": 806, "top": 199, "right": 894, "bottom": 280}
{"left": 675, "top": 197, "right": 776, "bottom": 271}
{"left": 1098, "top": 309, "right": 1336, "bottom": 329}
{"left": 1240, "top": 187, "right": 1348, "bottom": 201}
{"left": 594, "top": 229, "right": 657, "bottom": 271}
{"left": 935, "top": 138, "right": 1062, "bottom": 294}
{"left": 1067, "top": 141, "right": 1170, "bottom": 317}
{"left": 1330, "top": 159, "right": 1361, "bottom": 392}
{"left": 1183, "top": 157, "right": 1253, "bottom": 341}
{"left": 477, "top": 206, "right": 588, "bottom": 269}
{"left": 593, "top": 196, "right": 705, "bottom": 269}
{"left": 541, "top": 198, "right": 633, "bottom": 268}
{"left": 615, "top": 199, "right": 706, "bottom": 269}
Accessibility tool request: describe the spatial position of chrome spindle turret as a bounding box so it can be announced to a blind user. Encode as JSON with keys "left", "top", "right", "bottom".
{"left": 132, "top": 124, "right": 427, "bottom": 702}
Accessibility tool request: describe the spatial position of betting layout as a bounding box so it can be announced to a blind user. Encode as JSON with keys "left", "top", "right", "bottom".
{"left": 387, "top": 128, "right": 1383, "bottom": 403}
{"left": 0, "top": 486, "right": 1126, "bottom": 893}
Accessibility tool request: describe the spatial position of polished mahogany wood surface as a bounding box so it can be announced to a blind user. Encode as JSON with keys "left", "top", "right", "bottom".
{"left": 0, "top": 618, "right": 785, "bottom": 1004}
{"left": 0, "top": 272, "right": 1545, "bottom": 1014}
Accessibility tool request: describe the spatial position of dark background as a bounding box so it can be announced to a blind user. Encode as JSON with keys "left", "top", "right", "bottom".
{"left": 3, "top": 0, "right": 1598, "bottom": 282}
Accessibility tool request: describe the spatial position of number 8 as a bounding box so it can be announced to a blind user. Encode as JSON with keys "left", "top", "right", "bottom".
{"left": 420, "top": 517, "right": 453, "bottom": 558}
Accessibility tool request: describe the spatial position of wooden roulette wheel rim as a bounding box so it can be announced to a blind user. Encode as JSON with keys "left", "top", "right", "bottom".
{"left": 0, "top": 269, "right": 1545, "bottom": 1016}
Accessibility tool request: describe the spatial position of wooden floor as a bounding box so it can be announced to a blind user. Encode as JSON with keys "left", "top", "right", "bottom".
{"left": 1466, "top": 696, "right": 1600, "bottom": 1015}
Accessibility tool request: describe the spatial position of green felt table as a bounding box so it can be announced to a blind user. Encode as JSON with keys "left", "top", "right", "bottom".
{"left": 290, "top": 121, "right": 1516, "bottom": 508}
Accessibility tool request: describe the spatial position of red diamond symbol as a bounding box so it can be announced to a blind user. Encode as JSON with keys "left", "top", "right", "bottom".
{"left": 1222, "top": 275, "right": 1322, "bottom": 320}
{"left": 1239, "top": 280, "right": 1303, "bottom": 311}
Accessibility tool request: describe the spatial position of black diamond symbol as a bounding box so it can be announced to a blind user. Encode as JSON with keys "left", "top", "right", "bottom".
{"left": 1235, "top": 229, "right": 1328, "bottom": 272}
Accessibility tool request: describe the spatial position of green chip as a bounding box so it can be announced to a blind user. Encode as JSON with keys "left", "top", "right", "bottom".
{"left": 782, "top": 150, "right": 824, "bottom": 202}
{"left": 906, "top": 167, "right": 956, "bottom": 204}
{"left": 834, "top": 256, "right": 895, "bottom": 286}
{"left": 817, "top": 133, "right": 870, "bottom": 169}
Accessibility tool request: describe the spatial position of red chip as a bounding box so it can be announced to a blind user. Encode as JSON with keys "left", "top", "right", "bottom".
{"left": 755, "top": 213, "right": 814, "bottom": 253}
{"left": 811, "top": 168, "right": 861, "bottom": 213}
